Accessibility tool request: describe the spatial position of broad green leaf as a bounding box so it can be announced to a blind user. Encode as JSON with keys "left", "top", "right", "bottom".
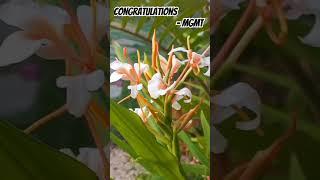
{"left": 182, "top": 164, "right": 209, "bottom": 176}
{"left": 110, "top": 132, "right": 138, "bottom": 158}
{"left": 110, "top": 101, "right": 184, "bottom": 180}
{"left": 290, "top": 153, "right": 306, "bottom": 180}
{"left": 200, "top": 111, "right": 210, "bottom": 155}
{"left": 178, "top": 131, "right": 209, "bottom": 168}
{"left": 0, "top": 121, "right": 97, "bottom": 180}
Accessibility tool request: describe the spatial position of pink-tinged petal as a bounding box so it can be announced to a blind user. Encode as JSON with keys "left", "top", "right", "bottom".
{"left": 0, "top": 31, "right": 44, "bottom": 66}
{"left": 128, "top": 84, "right": 143, "bottom": 98}
{"left": 56, "top": 74, "right": 91, "bottom": 117}
{"left": 148, "top": 73, "right": 163, "bottom": 99}
{"left": 77, "top": 3, "right": 107, "bottom": 44}
{"left": 110, "top": 71, "right": 123, "bottom": 83}
{"left": 85, "top": 70, "right": 105, "bottom": 91}
{"left": 214, "top": 82, "right": 261, "bottom": 130}
{"left": 110, "top": 59, "right": 131, "bottom": 71}
{"left": 0, "top": 2, "right": 69, "bottom": 35}
{"left": 299, "top": 13, "right": 320, "bottom": 47}
{"left": 211, "top": 126, "right": 228, "bottom": 154}
{"left": 133, "top": 63, "right": 149, "bottom": 75}
{"left": 35, "top": 42, "right": 65, "bottom": 60}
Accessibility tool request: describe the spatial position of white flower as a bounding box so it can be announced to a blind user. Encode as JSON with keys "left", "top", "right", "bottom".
{"left": 284, "top": 0, "right": 320, "bottom": 47}
{"left": 199, "top": 57, "right": 210, "bottom": 76}
{"left": 169, "top": 47, "right": 210, "bottom": 75}
{"left": 56, "top": 70, "right": 105, "bottom": 117}
{"left": 60, "top": 146, "right": 108, "bottom": 180}
{"left": 110, "top": 59, "right": 149, "bottom": 98}
{"left": 147, "top": 73, "right": 175, "bottom": 99}
{"left": 211, "top": 82, "right": 261, "bottom": 154}
{"left": 130, "top": 106, "right": 151, "bottom": 122}
{"left": 110, "top": 59, "right": 132, "bottom": 82}
{"left": 128, "top": 84, "right": 143, "bottom": 99}
{"left": 159, "top": 54, "right": 182, "bottom": 76}
{"left": 0, "top": 1, "right": 107, "bottom": 65}
{"left": 110, "top": 84, "right": 122, "bottom": 99}
{"left": 172, "top": 88, "right": 192, "bottom": 110}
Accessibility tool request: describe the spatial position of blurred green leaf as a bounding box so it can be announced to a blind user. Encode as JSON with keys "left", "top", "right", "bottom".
{"left": 290, "top": 153, "right": 306, "bottom": 180}
{"left": 200, "top": 111, "right": 210, "bottom": 155}
{"left": 0, "top": 121, "right": 97, "bottom": 180}
{"left": 110, "top": 101, "right": 184, "bottom": 179}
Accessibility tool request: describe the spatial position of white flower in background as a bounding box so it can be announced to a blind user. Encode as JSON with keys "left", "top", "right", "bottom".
{"left": 284, "top": 0, "right": 320, "bottom": 47}
{"left": 0, "top": 73, "right": 39, "bottom": 117}
{"left": 56, "top": 70, "right": 105, "bottom": 117}
{"left": 60, "top": 147, "right": 108, "bottom": 180}
{"left": 130, "top": 106, "right": 151, "bottom": 123}
{"left": 172, "top": 88, "right": 192, "bottom": 110}
{"left": 211, "top": 82, "right": 261, "bottom": 153}
{"left": 0, "top": 1, "right": 107, "bottom": 64}
{"left": 110, "top": 84, "right": 123, "bottom": 99}
{"left": 110, "top": 59, "right": 149, "bottom": 98}
{"left": 148, "top": 73, "right": 175, "bottom": 99}
{"left": 169, "top": 47, "right": 210, "bottom": 76}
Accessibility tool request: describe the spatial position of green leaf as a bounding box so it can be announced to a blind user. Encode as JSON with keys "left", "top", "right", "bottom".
{"left": 178, "top": 131, "right": 209, "bottom": 168}
{"left": 110, "top": 101, "right": 184, "bottom": 180}
{"left": 0, "top": 121, "right": 97, "bottom": 180}
{"left": 182, "top": 164, "right": 209, "bottom": 176}
{"left": 290, "top": 153, "right": 306, "bottom": 180}
{"left": 200, "top": 111, "right": 210, "bottom": 155}
{"left": 110, "top": 132, "right": 138, "bottom": 158}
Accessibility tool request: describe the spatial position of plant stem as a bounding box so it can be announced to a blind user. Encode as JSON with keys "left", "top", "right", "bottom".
{"left": 212, "top": 0, "right": 256, "bottom": 72}
{"left": 85, "top": 110, "right": 110, "bottom": 179}
{"left": 24, "top": 105, "right": 67, "bottom": 134}
{"left": 214, "top": 16, "right": 263, "bottom": 80}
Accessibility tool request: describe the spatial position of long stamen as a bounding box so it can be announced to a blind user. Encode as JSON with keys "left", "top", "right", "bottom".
{"left": 24, "top": 105, "right": 67, "bottom": 134}
{"left": 62, "top": 0, "right": 93, "bottom": 65}
{"left": 117, "top": 95, "right": 131, "bottom": 104}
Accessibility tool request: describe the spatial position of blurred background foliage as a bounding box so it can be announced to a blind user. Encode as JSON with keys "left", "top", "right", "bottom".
{"left": 213, "top": 3, "right": 320, "bottom": 179}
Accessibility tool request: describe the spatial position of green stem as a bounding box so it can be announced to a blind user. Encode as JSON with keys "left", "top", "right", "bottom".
{"left": 213, "top": 16, "right": 263, "bottom": 82}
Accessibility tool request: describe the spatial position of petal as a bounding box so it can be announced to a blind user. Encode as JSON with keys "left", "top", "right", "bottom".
{"left": 0, "top": 3, "right": 38, "bottom": 29}
{"left": 56, "top": 74, "right": 91, "bottom": 117}
{"left": 0, "top": 31, "right": 43, "bottom": 66}
{"left": 211, "top": 126, "right": 228, "bottom": 154}
{"left": 176, "top": 87, "right": 192, "bottom": 103}
{"left": 110, "top": 59, "right": 131, "bottom": 71}
{"left": 214, "top": 82, "right": 261, "bottom": 130}
{"left": 39, "top": 5, "right": 70, "bottom": 35}
{"left": 168, "top": 47, "right": 188, "bottom": 55}
{"left": 35, "top": 42, "right": 65, "bottom": 60}
{"left": 128, "top": 84, "right": 142, "bottom": 99}
{"left": 299, "top": 12, "right": 320, "bottom": 47}
{"left": 77, "top": 3, "right": 107, "bottom": 43}
{"left": 148, "top": 73, "right": 162, "bottom": 99}
{"left": 85, "top": 70, "right": 105, "bottom": 91}
{"left": 204, "top": 67, "right": 210, "bottom": 77}
{"left": 110, "top": 71, "right": 123, "bottom": 83}
{"left": 172, "top": 101, "right": 181, "bottom": 110}
{"left": 133, "top": 63, "right": 149, "bottom": 74}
